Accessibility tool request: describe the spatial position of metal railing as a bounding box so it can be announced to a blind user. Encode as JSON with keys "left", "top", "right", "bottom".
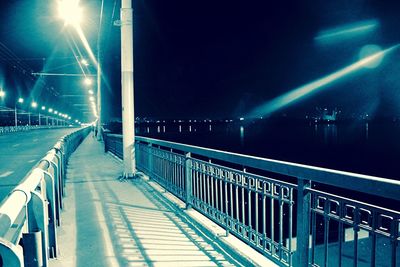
{"left": 0, "top": 126, "right": 90, "bottom": 267}
{"left": 103, "top": 133, "right": 123, "bottom": 159}
{"left": 0, "top": 125, "right": 70, "bottom": 135}
{"left": 104, "top": 134, "right": 400, "bottom": 267}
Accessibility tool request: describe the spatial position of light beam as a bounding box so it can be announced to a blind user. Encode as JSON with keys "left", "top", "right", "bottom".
{"left": 315, "top": 19, "right": 379, "bottom": 43}
{"left": 248, "top": 44, "right": 399, "bottom": 118}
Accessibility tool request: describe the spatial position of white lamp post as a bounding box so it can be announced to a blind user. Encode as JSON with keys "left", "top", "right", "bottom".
{"left": 15, "top": 98, "right": 24, "bottom": 127}
{"left": 117, "top": 0, "right": 136, "bottom": 178}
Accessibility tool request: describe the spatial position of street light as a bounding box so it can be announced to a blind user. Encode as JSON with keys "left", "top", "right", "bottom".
{"left": 30, "top": 101, "right": 38, "bottom": 125}
{"left": 84, "top": 77, "right": 93, "bottom": 86}
{"left": 15, "top": 98, "right": 24, "bottom": 127}
{"left": 81, "top": 59, "right": 89, "bottom": 66}
{"left": 0, "top": 90, "right": 5, "bottom": 98}
{"left": 58, "top": 0, "right": 82, "bottom": 26}
{"left": 58, "top": 0, "right": 102, "bottom": 139}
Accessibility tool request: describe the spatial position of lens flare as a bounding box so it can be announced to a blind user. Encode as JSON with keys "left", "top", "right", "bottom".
{"left": 248, "top": 44, "right": 399, "bottom": 118}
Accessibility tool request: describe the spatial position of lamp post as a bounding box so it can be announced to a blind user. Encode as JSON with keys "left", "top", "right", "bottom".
{"left": 15, "top": 98, "right": 23, "bottom": 127}
{"left": 120, "top": 0, "right": 136, "bottom": 178}
{"left": 40, "top": 106, "right": 46, "bottom": 126}
{"left": 0, "top": 91, "right": 5, "bottom": 125}
{"left": 30, "top": 101, "right": 38, "bottom": 126}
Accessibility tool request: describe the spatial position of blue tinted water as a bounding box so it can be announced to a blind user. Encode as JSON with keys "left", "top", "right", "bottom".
{"left": 136, "top": 120, "right": 400, "bottom": 180}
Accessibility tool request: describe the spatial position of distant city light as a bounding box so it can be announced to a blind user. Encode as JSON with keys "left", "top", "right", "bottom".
{"left": 0, "top": 90, "right": 5, "bottom": 98}
{"left": 58, "top": 0, "right": 82, "bottom": 26}
{"left": 54, "top": 111, "right": 58, "bottom": 115}
{"left": 248, "top": 44, "right": 399, "bottom": 118}
{"left": 31, "top": 102, "right": 38, "bottom": 108}
{"left": 18, "top": 98, "right": 24, "bottom": 103}
{"left": 88, "top": 89, "right": 94, "bottom": 95}
{"left": 49, "top": 108, "right": 53, "bottom": 113}
{"left": 41, "top": 106, "right": 46, "bottom": 110}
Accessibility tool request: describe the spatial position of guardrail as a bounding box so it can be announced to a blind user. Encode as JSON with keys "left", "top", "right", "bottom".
{"left": 104, "top": 133, "right": 400, "bottom": 267}
{"left": 0, "top": 126, "right": 90, "bottom": 267}
{"left": 0, "top": 125, "right": 71, "bottom": 135}
{"left": 103, "top": 133, "right": 123, "bottom": 159}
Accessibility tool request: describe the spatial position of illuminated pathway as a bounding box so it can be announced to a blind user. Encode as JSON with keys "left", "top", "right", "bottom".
{"left": 50, "top": 136, "right": 270, "bottom": 267}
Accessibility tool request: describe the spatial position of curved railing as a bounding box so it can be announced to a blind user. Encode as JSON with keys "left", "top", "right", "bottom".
{"left": 0, "top": 126, "right": 90, "bottom": 267}
{"left": 104, "top": 133, "right": 400, "bottom": 267}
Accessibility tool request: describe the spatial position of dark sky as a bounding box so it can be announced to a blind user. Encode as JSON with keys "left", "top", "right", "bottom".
{"left": 1, "top": 1, "right": 400, "bottom": 122}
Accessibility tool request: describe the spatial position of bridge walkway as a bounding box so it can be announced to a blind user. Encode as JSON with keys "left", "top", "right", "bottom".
{"left": 49, "top": 135, "right": 240, "bottom": 267}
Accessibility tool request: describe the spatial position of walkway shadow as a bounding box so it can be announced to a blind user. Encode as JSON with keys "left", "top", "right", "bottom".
{"left": 93, "top": 178, "right": 238, "bottom": 267}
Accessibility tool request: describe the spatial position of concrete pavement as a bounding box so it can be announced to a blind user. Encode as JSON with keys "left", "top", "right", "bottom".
{"left": 50, "top": 136, "right": 239, "bottom": 267}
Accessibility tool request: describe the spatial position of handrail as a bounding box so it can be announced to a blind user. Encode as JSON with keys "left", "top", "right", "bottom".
{"left": 0, "top": 126, "right": 90, "bottom": 267}
{"left": 136, "top": 136, "right": 400, "bottom": 201}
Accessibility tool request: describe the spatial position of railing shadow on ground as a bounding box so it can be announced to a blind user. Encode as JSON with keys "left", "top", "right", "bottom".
{"left": 103, "top": 133, "right": 400, "bottom": 267}
{"left": 86, "top": 176, "right": 238, "bottom": 267}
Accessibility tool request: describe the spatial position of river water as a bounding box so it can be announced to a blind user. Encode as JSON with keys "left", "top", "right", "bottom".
{"left": 136, "top": 119, "right": 400, "bottom": 180}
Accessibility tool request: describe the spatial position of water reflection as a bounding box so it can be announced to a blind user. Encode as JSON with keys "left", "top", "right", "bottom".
{"left": 365, "top": 123, "right": 369, "bottom": 140}
{"left": 179, "top": 125, "right": 182, "bottom": 132}
{"left": 209, "top": 124, "right": 212, "bottom": 132}
{"left": 323, "top": 124, "right": 337, "bottom": 144}
{"left": 240, "top": 126, "right": 244, "bottom": 146}
{"left": 314, "top": 123, "right": 338, "bottom": 144}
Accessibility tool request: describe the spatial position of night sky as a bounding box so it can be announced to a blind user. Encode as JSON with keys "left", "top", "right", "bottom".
{"left": 1, "top": 1, "right": 400, "bottom": 122}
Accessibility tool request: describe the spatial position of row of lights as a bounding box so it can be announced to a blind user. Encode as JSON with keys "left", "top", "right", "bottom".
{"left": 1, "top": 85, "right": 88, "bottom": 124}
{"left": 84, "top": 77, "right": 98, "bottom": 118}
{"left": 2, "top": 94, "right": 80, "bottom": 124}
{"left": 19, "top": 98, "right": 72, "bottom": 120}
{"left": 1, "top": 1, "right": 91, "bottom": 125}
{"left": 58, "top": 0, "right": 98, "bottom": 121}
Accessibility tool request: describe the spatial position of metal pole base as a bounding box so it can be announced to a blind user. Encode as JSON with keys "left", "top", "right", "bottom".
{"left": 118, "top": 172, "right": 139, "bottom": 180}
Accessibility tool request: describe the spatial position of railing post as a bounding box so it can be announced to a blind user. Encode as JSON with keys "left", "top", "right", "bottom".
{"left": 296, "top": 179, "right": 311, "bottom": 266}
{"left": 185, "top": 152, "right": 192, "bottom": 209}
{"left": 43, "top": 171, "right": 58, "bottom": 258}
{"left": 27, "top": 191, "right": 49, "bottom": 267}
{"left": 104, "top": 134, "right": 108, "bottom": 153}
{"left": 147, "top": 143, "right": 153, "bottom": 178}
